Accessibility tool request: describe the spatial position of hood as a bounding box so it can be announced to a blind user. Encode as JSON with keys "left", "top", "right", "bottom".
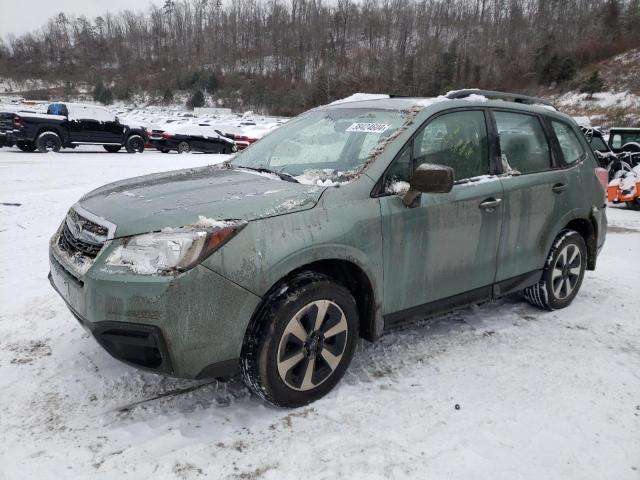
{"left": 78, "top": 165, "right": 325, "bottom": 237}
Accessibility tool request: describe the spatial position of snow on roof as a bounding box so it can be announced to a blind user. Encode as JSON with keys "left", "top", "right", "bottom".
{"left": 328, "top": 93, "right": 391, "bottom": 105}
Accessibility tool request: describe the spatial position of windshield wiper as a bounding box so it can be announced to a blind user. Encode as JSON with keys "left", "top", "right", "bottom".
{"left": 238, "top": 166, "right": 300, "bottom": 183}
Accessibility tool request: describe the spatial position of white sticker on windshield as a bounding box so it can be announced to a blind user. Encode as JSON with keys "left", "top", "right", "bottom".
{"left": 345, "top": 122, "right": 390, "bottom": 134}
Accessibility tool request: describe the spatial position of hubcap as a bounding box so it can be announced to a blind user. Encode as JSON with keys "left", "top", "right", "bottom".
{"left": 551, "top": 244, "right": 582, "bottom": 300}
{"left": 277, "top": 300, "right": 348, "bottom": 392}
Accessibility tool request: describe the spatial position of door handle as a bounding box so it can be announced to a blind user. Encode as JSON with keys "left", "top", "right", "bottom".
{"left": 479, "top": 198, "right": 503, "bottom": 210}
{"left": 552, "top": 183, "right": 568, "bottom": 193}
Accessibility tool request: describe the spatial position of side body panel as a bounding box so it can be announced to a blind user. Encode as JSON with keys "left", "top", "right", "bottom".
{"left": 201, "top": 178, "right": 385, "bottom": 333}
{"left": 380, "top": 180, "right": 504, "bottom": 315}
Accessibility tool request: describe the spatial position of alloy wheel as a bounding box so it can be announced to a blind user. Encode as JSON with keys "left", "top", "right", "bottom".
{"left": 276, "top": 300, "right": 348, "bottom": 392}
{"left": 551, "top": 244, "right": 582, "bottom": 300}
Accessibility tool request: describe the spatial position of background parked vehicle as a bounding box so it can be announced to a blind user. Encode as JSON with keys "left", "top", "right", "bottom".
{"left": 608, "top": 127, "right": 640, "bottom": 153}
{"left": 148, "top": 124, "right": 237, "bottom": 154}
{"left": 582, "top": 126, "right": 640, "bottom": 181}
{"left": 0, "top": 102, "right": 148, "bottom": 153}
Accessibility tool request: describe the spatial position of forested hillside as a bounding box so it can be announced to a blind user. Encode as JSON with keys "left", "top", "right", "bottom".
{"left": 1, "top": 0, "right": 639, "bottom": 114}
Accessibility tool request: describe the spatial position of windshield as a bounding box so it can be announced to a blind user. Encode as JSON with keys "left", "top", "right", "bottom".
{"left": 588, "top": 136, "right": 609, "bottom": 152}
{"left": 230, "top": 108, "right": 408, "bottom": 183}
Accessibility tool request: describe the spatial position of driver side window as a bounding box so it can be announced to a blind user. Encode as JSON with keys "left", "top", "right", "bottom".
{"left": 383, "top": 110, "right": 489, "bottom": 191}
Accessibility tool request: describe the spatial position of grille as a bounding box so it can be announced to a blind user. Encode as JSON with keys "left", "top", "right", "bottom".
{"left": 0, "top": 115, "right": 14, "bottom": 132}
{"left": 58, "top": 217, "right": 105, "bottom": 259}
{"left": 68, "top": 209, "right": 109, "bottom": 237}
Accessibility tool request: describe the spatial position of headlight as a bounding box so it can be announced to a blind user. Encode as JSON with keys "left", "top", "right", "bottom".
{"left": 105, "top": 219, "right": 245, "bottom": 275}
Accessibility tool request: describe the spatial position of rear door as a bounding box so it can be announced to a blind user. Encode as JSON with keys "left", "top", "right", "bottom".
{"left": 492, "top": 110, "right": 578, "bottom": 287}
{"left": 379, "top": 109, "right": 504, "bottom": 322}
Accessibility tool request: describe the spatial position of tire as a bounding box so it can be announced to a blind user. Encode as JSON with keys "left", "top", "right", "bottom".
{"left": 16, "top": 141, "right": 37, "bottom": 152}
{"left": 177, "top": 141, "right": 191, "bottom": 154}
{"left": 626, "top": 199, "right": 640, "bottom": 211}
{"left": 104, "top": 145, "right": 121, "bottom": 153}
{"left": 160, "top": 148, "right": 171, "bottom": 153}
{"left": 241, "top": 272, "right": 359, "bottom": 407}
{"left": 124, "top": 135, "right": 145, "bottom": 153}
{"left": 36, "top": 131, "right": 62, "bottom": 153}
{"left": 524, "top": 230, "right": 587, "bottom": 311}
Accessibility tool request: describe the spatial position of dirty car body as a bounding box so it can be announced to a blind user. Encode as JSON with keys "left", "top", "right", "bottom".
{"left": 49, "top": 94, "right": 607, "bottom": 407}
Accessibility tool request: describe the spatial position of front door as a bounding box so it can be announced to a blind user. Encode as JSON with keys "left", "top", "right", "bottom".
{"left": 380, "top": 109, "right": 504, "bottom": 322}
{"left": 102, "top": 119, "right": 126, "bottom": 144}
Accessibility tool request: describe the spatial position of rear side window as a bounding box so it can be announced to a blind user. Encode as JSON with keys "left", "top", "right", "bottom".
{"left": 494, "top": 111, "right": 551, "bottom": 174}
{"left": 552, "top": 121, "right": 586, "bottom": 165}
{"left": 412, "top": 110, "right": 489, "bottom": 181}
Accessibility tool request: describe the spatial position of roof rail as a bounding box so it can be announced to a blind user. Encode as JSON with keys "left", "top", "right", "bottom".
{"left": 446, "top": 89, "right": 556, "bottom": 108}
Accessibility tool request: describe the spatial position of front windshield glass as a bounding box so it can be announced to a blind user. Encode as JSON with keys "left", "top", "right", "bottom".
{"left": 230, "top": 108, "right": 408, "bottom": 183}
{"left": 589, "top": 136, "right": 608, "bottom": 152}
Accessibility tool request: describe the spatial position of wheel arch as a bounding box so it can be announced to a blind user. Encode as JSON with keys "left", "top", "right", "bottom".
{"left": 35, "top": 126, "right": 64, "bottom": 141}
{"left": 564, "top": 217, "right": 597, "bottom": 270}
{"left": 249, "top": 258, "right": 382, "bottom": 344}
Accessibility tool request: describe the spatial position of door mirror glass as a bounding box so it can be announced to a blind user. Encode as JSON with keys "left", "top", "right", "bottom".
{"left": 403, "top": 163, "right": 454, "bottom": 206}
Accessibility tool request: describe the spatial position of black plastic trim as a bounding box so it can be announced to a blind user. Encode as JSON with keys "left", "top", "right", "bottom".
{"left": 195, "top": 359, "right": 240, "bottom": 380}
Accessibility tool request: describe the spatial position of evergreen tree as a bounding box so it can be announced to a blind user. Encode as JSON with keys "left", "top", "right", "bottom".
{"left": 187, "top": 89, "right": 205, "bottom": 109}
{"left": 556, "top": 57, "right": 577, "bottom": 84}
{"left": 580, "top": 71, "right": 606, "bottom": 98}
{"left": 162, "top": 89, "right": 174, "bottom": 104}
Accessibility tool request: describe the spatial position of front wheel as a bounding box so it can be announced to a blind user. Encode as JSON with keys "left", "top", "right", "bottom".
{"left": 124, "top": 135, "right": 145, "bottom": 153}
{"left": 524, "top": 230, "right": 587, "bottom": 310}
{"left": 36, "top": 131, "right": 62, "bottom": 153}
{"left": 104, "top": 145, "right": 121, "bottom": 153}
{"left": 241, "top": 272, "right": 359, "bottom": 407}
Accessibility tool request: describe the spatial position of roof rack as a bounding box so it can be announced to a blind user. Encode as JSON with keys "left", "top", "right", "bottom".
{"left": 446, "top": 89, "right": 556, "bottom": 108}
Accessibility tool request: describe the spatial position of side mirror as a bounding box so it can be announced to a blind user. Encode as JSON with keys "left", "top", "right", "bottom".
{"left": 403, "top": 163, "right": 454, "bottom": 207}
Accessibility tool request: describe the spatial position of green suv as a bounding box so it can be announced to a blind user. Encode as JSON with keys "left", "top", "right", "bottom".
{"left": 49, "top": 91, "right": 607, "bottom": 407}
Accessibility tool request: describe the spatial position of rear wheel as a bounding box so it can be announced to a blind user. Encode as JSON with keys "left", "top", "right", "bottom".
{"left": 104, "top": 145, "right": 121, "bottom": 153}
{"left": 36, "top": 131, "right": 62, "bottom": 153}
{"left": 124, "top": 135, "right": 145, "bottom": 153}
{"left": 177, "top": 141, "right": 191, "bottom": 154}
{"left": 524, "top": 230, "right": 587, "bottom": 311}
{"left": 241, "top": 272, "right": 359, "bottom": 407}
{"left": 16, "top": 141, "right": 37, "bottom": 152}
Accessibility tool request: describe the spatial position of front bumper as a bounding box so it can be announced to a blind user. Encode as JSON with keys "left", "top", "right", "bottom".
{"left": 49, "top": 243, "right": 262, "bottom": 379}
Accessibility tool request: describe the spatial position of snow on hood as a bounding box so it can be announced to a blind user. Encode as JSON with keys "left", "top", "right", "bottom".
{"left": 78, "top": 165, "right": 325, "bottom": 237}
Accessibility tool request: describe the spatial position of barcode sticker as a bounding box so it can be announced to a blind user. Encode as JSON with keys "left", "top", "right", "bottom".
{"left": 345, "top": 123, "right": 390, "bottom": 133}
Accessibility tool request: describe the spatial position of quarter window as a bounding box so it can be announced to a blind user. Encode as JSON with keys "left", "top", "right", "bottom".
{"left": 412, "top": 110, "right": 489, "bottom": 181}
{"left": 552, "top": 121, "right": 586, "bottom": 165}
{"left": 494, "top": 111, "right": 551, "bottom": 174}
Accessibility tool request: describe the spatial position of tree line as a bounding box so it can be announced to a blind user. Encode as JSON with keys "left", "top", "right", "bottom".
{"left": 0, "top": 0, "right": 638, "bottom": 115}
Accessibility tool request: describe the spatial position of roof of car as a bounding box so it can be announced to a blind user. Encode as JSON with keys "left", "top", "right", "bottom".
{"left": 319, "top": 96, "right": 572, "bottom": 122}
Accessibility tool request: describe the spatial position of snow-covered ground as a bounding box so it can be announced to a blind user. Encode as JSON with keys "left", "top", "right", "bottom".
{"left": 0, "top": 147, "right": 639, "bottom": 480}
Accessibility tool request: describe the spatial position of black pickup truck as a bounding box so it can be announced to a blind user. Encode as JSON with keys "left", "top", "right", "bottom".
{"left": 0, "top": 103, "right": 148, "bottom": 153}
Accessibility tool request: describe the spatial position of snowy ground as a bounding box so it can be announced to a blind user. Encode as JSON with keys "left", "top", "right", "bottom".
{"left": 0, "top": 146, "right": 639, "bottom": 480}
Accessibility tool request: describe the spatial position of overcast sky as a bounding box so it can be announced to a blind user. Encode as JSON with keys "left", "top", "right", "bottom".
{"left": 0, "top": 0, "right": 163, "bottom": 39}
